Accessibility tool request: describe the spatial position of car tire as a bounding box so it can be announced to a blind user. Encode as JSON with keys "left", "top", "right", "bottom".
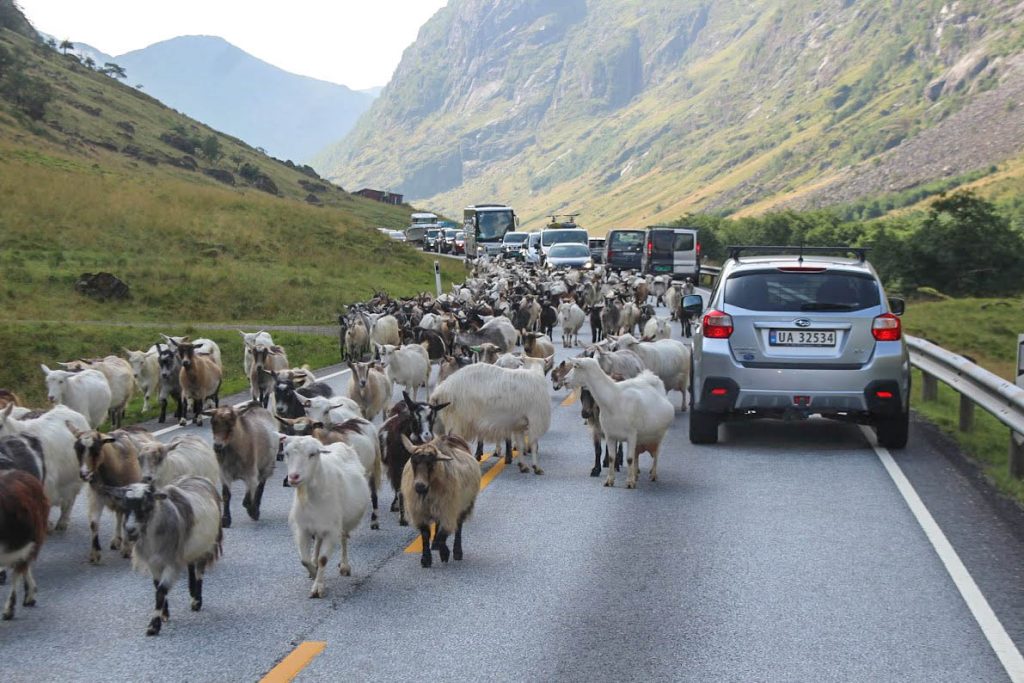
{"left": 689, "top": 410, "right": 719, "bottom": 444}
{"left": 875, "top": 409, "right": 909, "bottom": 449}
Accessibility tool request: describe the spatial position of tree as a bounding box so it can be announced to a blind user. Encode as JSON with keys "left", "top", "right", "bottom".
{"left": 59, "top": 39, "right": 73, "bottom": 56}
{"left": 82, "top": 55, "right": 95, "bottom": 69}
{"left": 903, "top": 191, "right": 1024, "bottom": 296}
{"left": 102, "top": 62, "right": 126, "bottom": 79}
{"left": 200, "top": 134, "right": 223, "bottom": 162}
{"left": 0, "top": 70, "right": 53, "bottom": 120}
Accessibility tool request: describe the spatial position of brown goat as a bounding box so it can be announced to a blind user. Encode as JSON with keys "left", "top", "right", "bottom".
{"left": 68, "top": 425, "right": 144, "bottom": 563}
{"left": 346, "top": 361, "right": 391, "bottom": 421}
{"left": 204, "top": 404, "right": 277, "bottom": 528}
{"left": 0, "top": 389, "right": 23, "bottom": 410}
{"left": 0, "top": 470, "right": 48, "bottom": 621}
{"left": 400, "top": 434, "right": 480, "bottom": 568}
{"left": 174, "top": 339, "right": 223, "bottom": 427}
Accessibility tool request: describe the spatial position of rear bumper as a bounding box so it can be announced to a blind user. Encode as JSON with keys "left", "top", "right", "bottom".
{"left": 695, "top": 341, "right": 909, "bottom": 417}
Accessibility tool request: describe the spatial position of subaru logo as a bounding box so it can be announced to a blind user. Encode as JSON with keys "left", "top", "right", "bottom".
{"left": 795, "top": 319, "right": 811, "bottom": 327}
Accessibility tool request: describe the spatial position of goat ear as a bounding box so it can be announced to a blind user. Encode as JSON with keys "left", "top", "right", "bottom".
{"left": 0, "top": 404, "right": 12, "bottom": 420}
{"left": 40, "top": 363, "right": 52, "bottom": 376}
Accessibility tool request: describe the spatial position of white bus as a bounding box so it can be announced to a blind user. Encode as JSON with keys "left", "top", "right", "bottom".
{"left": 463, "top": 204, "right": 518, "bottom": 258}
{"left": 406, "top": 212, "right": 440, "bottom": 243}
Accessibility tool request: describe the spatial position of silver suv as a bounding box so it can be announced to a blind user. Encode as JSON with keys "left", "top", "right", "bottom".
{"left": 684, "top": 246, "right": 909, "bottom": 448}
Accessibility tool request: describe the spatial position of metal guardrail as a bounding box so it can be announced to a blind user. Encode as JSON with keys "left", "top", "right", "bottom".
{"left": 697, "top": 264, "right": 1024, "bottom": 475}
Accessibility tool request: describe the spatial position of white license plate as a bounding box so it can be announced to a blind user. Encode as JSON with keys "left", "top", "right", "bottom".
{"left": 769, "top": 329, "right": 836, "bottom": 347}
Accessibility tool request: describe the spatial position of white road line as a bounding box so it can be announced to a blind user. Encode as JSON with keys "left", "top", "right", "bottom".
{"left": 150, "top": 368, "right": 349, "bottom": 439}
{"left": 862, "top": 426, "right": 1024, "bottom": 682}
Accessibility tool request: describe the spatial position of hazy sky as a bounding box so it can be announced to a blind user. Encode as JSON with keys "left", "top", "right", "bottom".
{"left": 17, "top": 0, "right": 448, "bottom": 90}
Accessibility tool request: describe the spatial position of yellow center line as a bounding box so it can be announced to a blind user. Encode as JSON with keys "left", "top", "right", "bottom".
{"left": 260, "top": 641, "right": 326, "bottom": 683}
{"left": 561, "top": 388, "right": 580, "bottom": 406}
{"left": 405, "top": 451, "right": 512, "bottom": 553}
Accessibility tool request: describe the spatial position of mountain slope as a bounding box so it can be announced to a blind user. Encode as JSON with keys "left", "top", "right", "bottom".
{"left": 0, "top": 13, "right": 460, "bottom": 326}
{"left": 318, "top": 0, "right": 1024, "bottom": 230}
{"left": 112, "top": 35, "right": 374, "bottom": 163}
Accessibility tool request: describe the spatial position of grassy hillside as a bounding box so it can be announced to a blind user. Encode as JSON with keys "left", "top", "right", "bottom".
{"left": 321, "top": 0, "right": 1024, "bottom": 232}
{"left": 0, "top": 23, "right": 462, "bottom": 326}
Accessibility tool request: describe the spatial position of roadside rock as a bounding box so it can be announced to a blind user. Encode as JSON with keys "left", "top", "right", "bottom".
{"left": 75, "top": 272, "right": 130, "bottom": 301}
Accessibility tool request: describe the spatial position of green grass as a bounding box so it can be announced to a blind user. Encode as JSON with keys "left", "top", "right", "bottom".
{"left": 1, "top": 323, "right": 343, "bottom": 421}
{"left": 902, "top": 297, "right": 1024, "bottom": 380}
{"left": 911, "top": 369, "right": 1024, "bottom": 504}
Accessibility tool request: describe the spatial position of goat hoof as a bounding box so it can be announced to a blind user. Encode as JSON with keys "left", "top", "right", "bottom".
{"left": 420, "top": 558, "right": 432, "bottom": 568}
{"left": 589, "top": 467, "right": 601, "bottom": 477}
{"left": 603, "top": 480, "right": 614, "bottom": 488}
{"left": 221, "top": 517, "right": 232, "bottom": 529}
{"left": 370, "top": 521, "right": 379, "bottom": 530}
{"left": 504, "top": 453, "right": 513, "bottom": 465}
{"left": 2, "top": 610, "right": 12, "bottom": 621}
{"left": 626, "top": 481, "right": 637, "bottom": 489}
{"left": 191, "top": 599, "right": 202, "bottom": 612}
{"left": 453, "top": 550, "right": 463, "bottom": 561}
{"left": 178, "top": 418, "right": 187, "bottom": 427}
{"left": 399, "top": 518, "right": 408, "bottom": 527}
{"left": 109, "top": 538, "right": 119, "bottom": 551}
{"left": 146, "top": 621, "right": 161, "bottom": 636}
{"left": 23, "top": 598, "right": 35, "bottom": 607}
{"left": 246, "top": 508, "right": 259, "bottom": 522}
{"left": 339, "top": 566, "right": 351, "bottom": 577}
{"left": 89, "top": 552, "right": 101, "bottom": 565}
{"left": 517, "top": 464, "right": 529, "bottom": 473}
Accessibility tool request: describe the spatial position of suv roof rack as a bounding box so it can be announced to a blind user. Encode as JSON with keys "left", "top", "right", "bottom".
{"left": 726, "top": 245, "right": 869, "bottom": 263}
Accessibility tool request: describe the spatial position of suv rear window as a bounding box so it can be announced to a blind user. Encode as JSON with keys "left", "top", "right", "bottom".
{"left": 650, "top": 231, "right": 694, "bottom": 252}
{"left": 610, "top": 231, "right": 643, "bottom": 251}
{"left": 724, "top": 270, "right": 881, "bottom": 312}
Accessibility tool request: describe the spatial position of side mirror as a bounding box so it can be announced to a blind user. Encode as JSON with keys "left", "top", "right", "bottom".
{"left": 889, "top": 297, "right": 906, "bottom": 316}
{"left": 682, "top": 294, "right": 704, "bottom": 317}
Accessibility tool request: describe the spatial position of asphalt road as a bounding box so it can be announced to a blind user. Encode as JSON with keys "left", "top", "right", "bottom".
{"left": 2, "top": 297, "right": 1023, "bottom": 682}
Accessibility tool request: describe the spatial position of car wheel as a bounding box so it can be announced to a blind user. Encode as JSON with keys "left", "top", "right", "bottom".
{"left": 689, "top": 410, "right": 719, "bottom": 444}
{"left": 875, "top": 409, "right": 909, "bottom": 449}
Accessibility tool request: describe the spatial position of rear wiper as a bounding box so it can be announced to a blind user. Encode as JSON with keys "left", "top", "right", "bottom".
{"left": 800, "top": 302, "right": 858, "bottom": 311}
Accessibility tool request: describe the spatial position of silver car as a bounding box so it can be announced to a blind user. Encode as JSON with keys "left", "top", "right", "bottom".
{"left": 684, "top": 246, "right": 908, "bottom": 448}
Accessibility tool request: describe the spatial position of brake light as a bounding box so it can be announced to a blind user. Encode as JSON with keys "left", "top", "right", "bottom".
{"left": 607, "top": 247, "right": 612, "bottom": 262}
{"left": 710, "top": 387, "right": 728, "bottom": 396}
{"left": 872, "top": 313, "right": 901, "bottom": 341}
{"left": 702, "top": 309, "right": 733, "bottom": 338}
{"left": 647, "top": 240, "right": 653, "bottom": 256}
{"left": 875, "top": 390, "right": 894, "bottom": 399}
{"left": 696, "top": 242, "right": 701, "bottom": 256}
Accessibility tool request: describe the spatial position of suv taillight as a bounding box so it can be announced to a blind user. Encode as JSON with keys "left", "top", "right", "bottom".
{"left": 647, "top": 240, "right": 653, "bottom": 256}
{"left": 872, "top": 312, "right": 901, "bottom": 341}
{"left": 703, "top": 309, "right": 733, "bottom": 339}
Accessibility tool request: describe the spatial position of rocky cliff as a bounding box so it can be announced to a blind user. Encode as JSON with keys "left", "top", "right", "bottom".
{"left": 318, "top": 0, "right": 1024, "bottom": 229}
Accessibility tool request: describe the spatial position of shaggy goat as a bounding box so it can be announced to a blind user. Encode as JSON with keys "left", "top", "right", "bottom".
{"left": 400, "top": 435, "right": 481, "bottom": 568}
{"left": 0, "top": 470, "right": 48, "bottom": 621}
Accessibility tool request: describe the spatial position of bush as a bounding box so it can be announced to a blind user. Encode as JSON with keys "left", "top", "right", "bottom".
{"left": 1, "top": 69, "right": 53, "bottom": 120}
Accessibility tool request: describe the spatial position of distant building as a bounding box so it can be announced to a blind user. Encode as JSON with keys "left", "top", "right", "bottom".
{"left": 354, "top": 188, "right": 403, "bottom": 205}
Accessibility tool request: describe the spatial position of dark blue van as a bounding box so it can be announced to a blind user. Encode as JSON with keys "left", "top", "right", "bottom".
{"left": 605, "top": 229, "right": 645, "bottom": 271}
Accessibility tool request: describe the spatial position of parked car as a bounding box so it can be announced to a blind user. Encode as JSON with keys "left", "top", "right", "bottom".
{"left": 588, "top": 237, "right": 606, "bottom": 263}
{"left": 642, "top": 226, "right": 699, "bottom": 280}
{"left": 605, "top": 229, "right": 645, "bottom": 271}
{"left": 545, "top": 243, "right": 593, "bottom": 269}
{"left": 387, "top": 230, "right": 406, "bottom": 241}
{"left": 684, "top": 246, "right": 909, "bottom": 448}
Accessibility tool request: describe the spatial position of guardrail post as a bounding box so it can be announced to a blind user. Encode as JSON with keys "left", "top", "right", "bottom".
{"left": 958, "top": 394, "right": 974, "bottom": 432}
{"left": 434, "top": 260, "right": 442, "bottom": 297}
{"left": 921, "top": 373, "right": 938, "bottom": 402}
{"left": 1013, "top": 335, "right": 1024, "bottom": 479}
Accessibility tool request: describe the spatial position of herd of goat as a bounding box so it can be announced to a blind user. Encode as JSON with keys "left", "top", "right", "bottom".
{"left": 0, "top": 259, "right": 697, "bottom": 636}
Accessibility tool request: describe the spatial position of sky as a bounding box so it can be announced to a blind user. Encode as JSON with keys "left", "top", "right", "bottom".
{"left": 17, "top": 0, "right": 448, "bottom": 90}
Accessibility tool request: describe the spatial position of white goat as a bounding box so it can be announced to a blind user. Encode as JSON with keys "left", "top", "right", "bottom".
{"left": 610, "top": 333, "right": 691, "bottom": 411}
{"left": 124, "top": 346, "right": 160, "bottom": 413}
{"left": 58, "top": 356, "right": 134, "bottom": 428}
{"left": 40, "top": 365, "right": 111, "bottom": 429}
{"left": 0, "top": 404, "right": 89, "bottom": 531}
{"left": 239, "top": 330, "right": 274, "bottom": 377}
{"left": 562, "top": 358, "right": 674, "bottom": 489}
{"left": 300, "top": 395, "right": 362, "bottom": 426}
{"left": 282, "top": 436, "right": 369, "bottom": 597}
{"left": 642, "top": 315, "right": 672, "bottom": 341}
{"left": 558, "top": 301, "right": 586, "bottom": 348}
{"left": 378, "top": 343, "right": 430, "bottom": 401}
{"left": 430, "top": 363, "right": 551, "bottom": 474}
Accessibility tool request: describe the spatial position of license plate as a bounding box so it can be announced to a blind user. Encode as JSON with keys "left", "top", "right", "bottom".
{"left": 769, "top": 329, "right": 836, "bottom": 347}
{"left": 654, "top": 265, "right": 672, "bottom": 272}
